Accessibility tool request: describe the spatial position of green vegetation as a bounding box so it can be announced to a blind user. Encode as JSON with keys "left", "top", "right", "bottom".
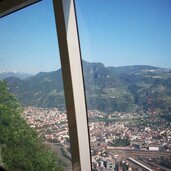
{"left": 112, "top": 138, "right": 130, "bottom": 147}
{"left": 4, "top": 61, "right": 171, "bottom": 113}
{"left": 161, "top": 114, "right": 171, "bottom": 122}
{"left": 160, "top": 157, "right": 171, "bottom": 169}
{"left": 0, "top": 80, "right": 62, "bottom": 171}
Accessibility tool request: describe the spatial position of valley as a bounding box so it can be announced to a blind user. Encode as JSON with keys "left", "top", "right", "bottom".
{"left": 2, "top": 61, "right": 171, "bottom": 170}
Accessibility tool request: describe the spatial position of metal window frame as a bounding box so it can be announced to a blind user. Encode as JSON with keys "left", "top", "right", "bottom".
{"left": 0, "top": 0, "right": 41, "bottom": 18}
{"left": 53, "top": 0, "right": 92, "bottom": 170}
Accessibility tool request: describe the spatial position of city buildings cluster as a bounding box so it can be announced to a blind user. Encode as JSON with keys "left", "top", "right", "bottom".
{"left": 23, "top": 107, "right": 171, "bottom": 171}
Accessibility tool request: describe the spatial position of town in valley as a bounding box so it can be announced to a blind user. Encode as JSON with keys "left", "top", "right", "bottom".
{"left": 23, "top": 107, "right": 171, "bottom": 171}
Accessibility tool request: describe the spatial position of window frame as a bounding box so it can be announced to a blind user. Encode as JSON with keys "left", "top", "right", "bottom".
{"left": 53, "top": 0, "right": 92, "bottom": 170}
{"left": 0, "top": 0, "right": 92, "bottom": 170}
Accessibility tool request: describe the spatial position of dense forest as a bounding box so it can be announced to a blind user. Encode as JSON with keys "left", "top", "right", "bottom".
{"left": 0, "top": 80, "right": 62, "bottom": 171}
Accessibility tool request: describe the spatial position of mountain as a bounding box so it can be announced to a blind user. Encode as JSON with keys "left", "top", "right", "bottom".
{"left": 0, "top": 72, "right": 32, "bottom": 80}
{"left": 83, "top": 61, "right": 137, "bottom": 112}
{"left": 4, "top": 70, "right": 65, "bottom": 109}
{"left": 108, "top": 65, "right": 171, "bottom": 113}
{"left": 4, "top": 61, "right": 171, "bottom": 113}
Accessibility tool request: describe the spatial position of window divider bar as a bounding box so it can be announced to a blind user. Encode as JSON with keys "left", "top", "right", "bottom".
{"left": 53, "top": 0, "right": 92, "bottom": 171}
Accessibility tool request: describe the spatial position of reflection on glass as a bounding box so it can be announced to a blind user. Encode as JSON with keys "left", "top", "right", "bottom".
{"left": 76, "top": 0, "right": 171, "bottom": 170}
{"left": 0, "top": 1, "right": 71, "bottom": 171}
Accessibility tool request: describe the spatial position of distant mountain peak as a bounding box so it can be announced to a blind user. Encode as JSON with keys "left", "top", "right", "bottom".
{"left": 0, "top": 72, "right": 33, "bottom": 80}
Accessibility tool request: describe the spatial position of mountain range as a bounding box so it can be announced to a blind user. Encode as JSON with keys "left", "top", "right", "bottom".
{"left": 3, "top": 61, "right": 171, "bottom": 114}
{"left": 0, "top": 72, "right": 32, "bottom": 80}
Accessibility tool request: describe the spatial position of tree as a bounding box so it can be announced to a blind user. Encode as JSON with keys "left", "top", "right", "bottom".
{"left": 112, "top": 138, "right": 130, "bottom": 147}
{"left": 0, "top": 81, "right": 63, "bottom": 171}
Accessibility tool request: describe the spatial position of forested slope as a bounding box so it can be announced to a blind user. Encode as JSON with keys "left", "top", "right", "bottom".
{"left": 0, "top": 80, "right": 62, "bottom": 171}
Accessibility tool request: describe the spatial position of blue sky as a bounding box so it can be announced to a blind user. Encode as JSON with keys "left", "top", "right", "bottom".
{"left": 0, "top": 0, "right": 171, "bottom": 73}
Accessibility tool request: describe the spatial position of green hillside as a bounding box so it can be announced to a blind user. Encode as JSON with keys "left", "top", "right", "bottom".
{"left": 5, "top": 70, "right": 65, "bottom": 109}
{"left": 0, "top": 80, "right": 62, "bottom": 171}
{"left": 4, "top": 61, "right": 171, "bottom": 114}
{"left": 109, "top": 65, "right": 171, "bottom": 113}
{"left": 83, "top": 61, "right": 137, "bottom": 112}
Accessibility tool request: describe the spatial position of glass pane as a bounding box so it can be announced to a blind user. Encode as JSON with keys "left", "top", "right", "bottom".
{"left": 0, "top": 1, "right": 71, "bottom": 171}
{"left": 75, "top": 0, "right": 171, "bottom": 171}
